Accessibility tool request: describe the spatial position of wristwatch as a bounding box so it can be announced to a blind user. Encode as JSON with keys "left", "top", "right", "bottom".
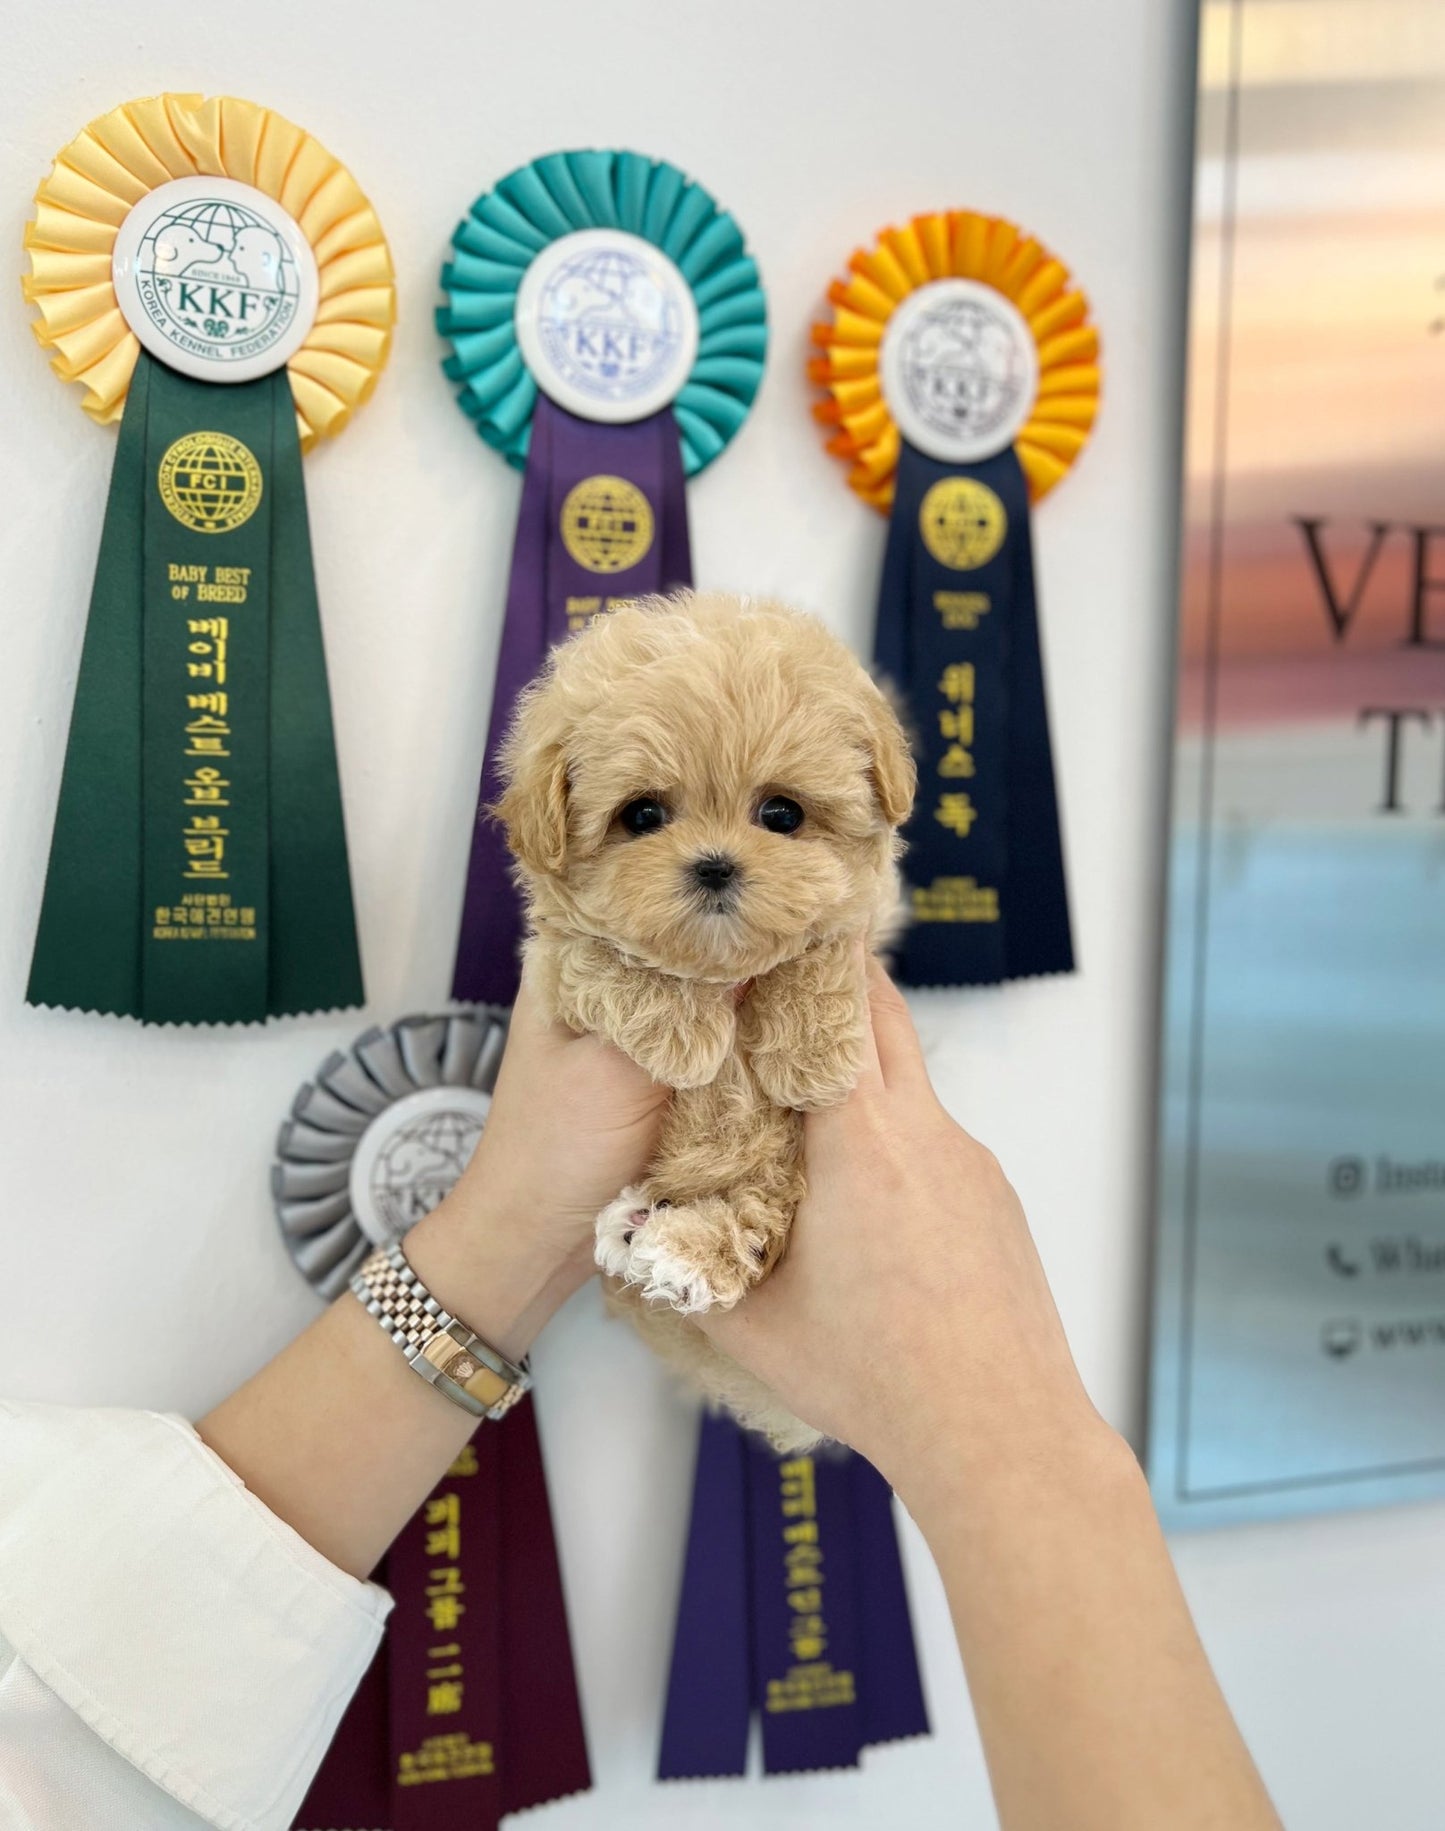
{"left": 351, "top": 1239, "right": 532, "bottom": 1421}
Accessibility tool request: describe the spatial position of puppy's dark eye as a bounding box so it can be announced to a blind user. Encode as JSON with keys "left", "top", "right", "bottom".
{"left": 619, "top": 796, "right": 669, "bottom": 836}
{"left": 757, "top": 795, "right": 805, "bottom": 835}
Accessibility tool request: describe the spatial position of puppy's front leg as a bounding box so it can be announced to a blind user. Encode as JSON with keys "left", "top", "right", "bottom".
{"left": 531, "top": 934, "right": 736, "bottom": 1089}
{"left": 737, "top": 936, "right": 868, "bottom": 1111}
{"left": 598, "top": 1070, "right": 802, "bottom": 1313}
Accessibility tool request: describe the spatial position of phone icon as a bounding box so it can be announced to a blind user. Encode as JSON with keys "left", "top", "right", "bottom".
{"left": 1326, "top": 1244, "right": 1361, "bottom": 1278}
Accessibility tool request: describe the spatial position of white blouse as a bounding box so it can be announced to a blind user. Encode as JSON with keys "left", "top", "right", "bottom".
{"left": 0, "top": 1402, "right": 391, "bottom": 1831}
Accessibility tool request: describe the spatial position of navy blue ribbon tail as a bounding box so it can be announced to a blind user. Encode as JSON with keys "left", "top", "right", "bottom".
{"left": 878, "top": 440, "right": 1074, "bottom": 986}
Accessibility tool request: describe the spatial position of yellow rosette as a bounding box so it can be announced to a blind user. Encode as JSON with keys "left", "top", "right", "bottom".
{"left": 808, "top": 210, "right": 1100, "bottom": 509}
{"left": 23, "top": 92, "right": 394, "bottom": 448}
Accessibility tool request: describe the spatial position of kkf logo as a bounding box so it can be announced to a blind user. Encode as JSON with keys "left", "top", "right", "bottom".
{"left": 134, "top": 195, "right": 301, "bottom": 367}
{"left": 536, "top": 243, "right": 686, "bottom": 405}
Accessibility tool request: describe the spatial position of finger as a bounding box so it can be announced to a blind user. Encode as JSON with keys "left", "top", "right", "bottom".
{"left": 512, "top": 965, "right": 584, "bottom": 1050}
{"left": 848, "top": 940, "right": 885, "bottom": 1092}
{"left": 511, "top": 970, "right": 669, "bottom": 1140}
{"left": 864, "top": 956, "right": 930, "bottom": 1093}
{"left": 498, "top": 980, "right": 552, "bottom": 1071}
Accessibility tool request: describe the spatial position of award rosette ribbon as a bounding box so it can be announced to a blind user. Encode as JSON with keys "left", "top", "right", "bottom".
{"left": 811, "top": 212, "right": 1101, "bottom": 986}
{"left": 273, "top": 1010, "right": 590, "bottom": 1829}
{"left": 436, "top": 146, "right": 766, "bottom": 1004}
{"left": 23, "top": 94, "right": 393, "bottom": 1024}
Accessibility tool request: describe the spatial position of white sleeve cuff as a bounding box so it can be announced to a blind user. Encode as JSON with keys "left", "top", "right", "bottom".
{"left": 0, "top": 1401, "right": 391, "bottom": 1831}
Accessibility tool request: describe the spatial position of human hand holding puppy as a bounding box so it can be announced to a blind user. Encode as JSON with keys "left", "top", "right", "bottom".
{"left": 700, "top": 965, "right": 1281, "bottom": 1831}
{"left": 695, "top": 955, "right": 1101, "bottom": 1517}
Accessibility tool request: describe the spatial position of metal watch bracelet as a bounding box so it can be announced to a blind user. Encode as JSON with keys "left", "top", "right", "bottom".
{"left": 351, "top": 1239, "right": 532, "bottom": 1422}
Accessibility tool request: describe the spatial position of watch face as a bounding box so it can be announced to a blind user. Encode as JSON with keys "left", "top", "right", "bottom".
{"left": 514, "top": 227, "right": 700, "bottom": 423}
{"left": 274, "top": 1009, "right": 509, "bottom": 1300}
{"left": 112, "top": 175, "right": 319, "bottom": 383}
{"left": 879, "top": 277, "right": 1039, "bottom": 464}
{"left": 348, "top": 1084, "right": 493, "bottom": 1248}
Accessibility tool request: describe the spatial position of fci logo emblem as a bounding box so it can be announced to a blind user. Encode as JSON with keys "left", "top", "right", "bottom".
{"left": 559, "top": 475, "right": 655, "bottom": 573}
{"left": 157, "top": 432, "right": 264, "bottom": 535}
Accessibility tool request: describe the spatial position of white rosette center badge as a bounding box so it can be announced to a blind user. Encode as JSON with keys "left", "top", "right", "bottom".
{"left": 113, "top": 175, "right": 320, "bottom": 381}
{"left": 880, "top": 277, "right": 1040, "bottom": 465}
{"left": 516, "top": 226, "right": 700, "bottom": 422}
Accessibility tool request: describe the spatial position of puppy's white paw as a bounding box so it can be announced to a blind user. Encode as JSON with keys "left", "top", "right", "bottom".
{"left": 627, "top": 1231, "right": 724, "bottom": 1316}
{"left": 597, "top": 1194, "right": 755, "bottom": 1315}
{"left": 594, "top": 1187, "right": 651, "bottom": 1282}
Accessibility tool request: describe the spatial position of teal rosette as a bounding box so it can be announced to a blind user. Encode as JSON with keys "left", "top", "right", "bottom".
{"left": 437, "top": 148, "right": 766, "bottom": 474}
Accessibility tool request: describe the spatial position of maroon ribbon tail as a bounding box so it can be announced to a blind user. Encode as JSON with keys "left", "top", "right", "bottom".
{"left": 498, "top": 1398, "right": 592, "bottom": 1814}
{"left": 294, "top": 1598, "right": 391, "bottom": 1829}
{"left": 295, "top": 1405, "right": 589, "bottom": 1829}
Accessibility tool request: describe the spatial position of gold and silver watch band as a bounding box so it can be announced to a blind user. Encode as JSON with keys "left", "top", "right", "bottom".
{"left": 351, "top": 1240, "right": 532, "bottom": 1421}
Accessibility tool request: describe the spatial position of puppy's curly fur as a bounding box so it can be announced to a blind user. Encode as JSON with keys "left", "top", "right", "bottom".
{"left": 497, "top": 590, "right": 915, "bottom": 1449}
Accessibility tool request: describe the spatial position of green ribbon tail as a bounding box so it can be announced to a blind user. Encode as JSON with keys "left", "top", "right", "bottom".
{"left": 27, "top": 351, "right": 363, "bottom": 1025}
{"left": 27, "top": 353, "right": 150, "bottom": 1018}
{"left": 266, "top": 384, "right": 364, "bottom": 1017}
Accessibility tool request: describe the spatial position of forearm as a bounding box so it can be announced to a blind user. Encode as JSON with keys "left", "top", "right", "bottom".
{"left": 905, "top": 1411, "right": 1281, "bottom": 1831}
{"left": 197, "top": 1183, "right": 588, "bottom": 1581}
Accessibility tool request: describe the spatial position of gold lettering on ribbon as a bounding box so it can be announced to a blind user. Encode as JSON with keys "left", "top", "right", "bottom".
{"left": 154, "top": 595, "right": 257, "bottom": 940}
{"left": 763, "top": 1457, "right": 858, "bottom": 1715}
{"left": 394, "top": 1476, "right": 496, "bottom": 1785}
{"left": 911, "top": 877, "right": 1001, "bottom": 924}
{"left": 932, "top": 589, "right": 991, "bottom": 630}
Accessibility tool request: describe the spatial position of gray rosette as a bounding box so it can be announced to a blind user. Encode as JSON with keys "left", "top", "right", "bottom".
{"left": 273, "top": 1007, "right": 510, "bottom": 1299}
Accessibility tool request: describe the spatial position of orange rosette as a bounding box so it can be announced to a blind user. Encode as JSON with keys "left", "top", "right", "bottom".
{"left": 808, "top": 210, "right": 1100, "bottom": 510}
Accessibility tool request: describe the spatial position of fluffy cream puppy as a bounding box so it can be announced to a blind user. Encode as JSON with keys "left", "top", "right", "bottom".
{"left": 497, "top": 590, "right": 914, "bottom": 1448}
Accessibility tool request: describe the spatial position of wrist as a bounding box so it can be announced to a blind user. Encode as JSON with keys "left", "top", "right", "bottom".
{"left": 402, "top": 1188, "right": 591, "bottom": 1364}
{"left": 883, "top": 1377, "right": 1129, "bottom": 1541}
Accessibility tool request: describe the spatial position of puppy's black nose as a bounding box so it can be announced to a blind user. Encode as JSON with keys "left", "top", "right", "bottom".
{"left": 692, "top": 853, "right": 737, "bottom": 890}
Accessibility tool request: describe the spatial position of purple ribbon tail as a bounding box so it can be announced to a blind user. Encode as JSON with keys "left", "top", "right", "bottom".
{"left": 851, "top": 1452, "right": 931, "bottom": 1747}
{"left": 656, "top": 1409, "right": 753, "bottom": 1778}
{"left": 451, "top": 399, "right": 553, "bottom": 1005}
{"left": 657, "top": 403, "right": 692, "bottom": 590}
{"left": 450, "top": 398, "right": 691, "bottom": 1002}
{"left": 659, "top": 1413, "right": 930, "bottom": 1780}
{"left": 750, "top": 1434, "right": 865, "bottom": 1773}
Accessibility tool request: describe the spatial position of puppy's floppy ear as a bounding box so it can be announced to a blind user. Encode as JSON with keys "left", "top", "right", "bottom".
{"left": 497, "top": 741, "right": 570, "bottom": 875}
{"left": 862, "top": 682, "right": 916, "bottom": 827}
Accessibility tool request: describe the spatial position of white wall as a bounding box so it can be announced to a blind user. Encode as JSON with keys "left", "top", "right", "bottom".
{"left": 3, "top": 3, "right": 1440, "bottom": 1827}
